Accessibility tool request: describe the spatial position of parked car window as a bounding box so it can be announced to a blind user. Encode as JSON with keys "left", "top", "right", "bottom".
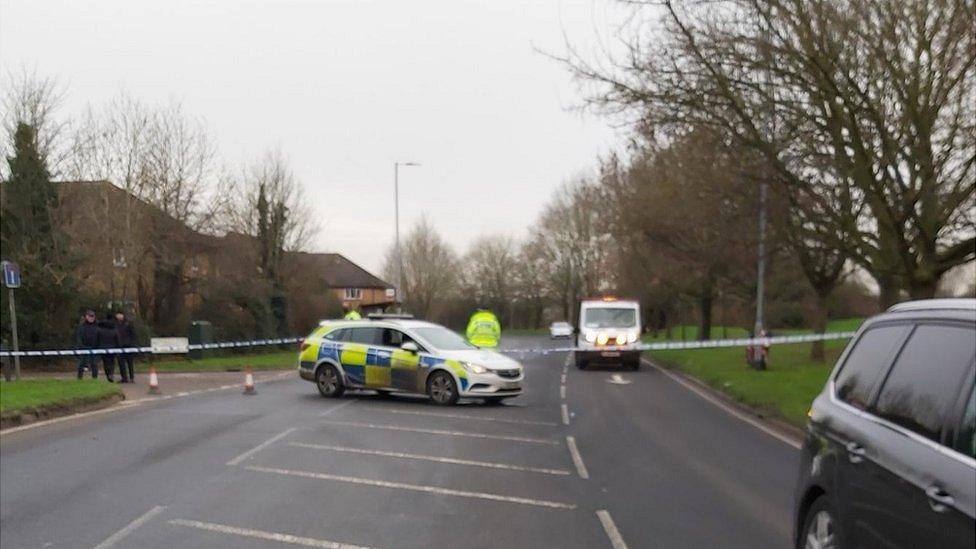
{"left": 872, "top": 325, "right": 976, "bottom": 442}
{"left": 955, "top": 384, "right": 976, "bottom": 459}
{"left": 835, "top": 324, "right": 910, "bottom": 410}
{"left": 324, "top": 328, "right": 349, "bottom": 341}
{"left": 347, "top": 327, "right": 383, "bottom": 345}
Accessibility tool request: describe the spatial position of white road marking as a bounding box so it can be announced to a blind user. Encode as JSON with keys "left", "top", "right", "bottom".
{"left": 596, "top": 510, "right": 629, "bottom": 549}
{"left": 566, "top": 436, "right": 589, "bottom": 479}
{"left": 93, "top": 505, "right": 166, "bottom": 549}
{"left": 319, "top": 420, "right": 560, "bottom": 445}
{"left": 226, "top": 427, "right": 296, "bottom": 466}
{"left": 289, "top": 442, "right": 571, "bottom": 476}
{"left": 607, "top": 374, "right": 631, "bottom": 385}
{"left": 377, "top": 408, "right": 557, "bottom": 426}
{"left": 642, "top": 358, "right": 801, "bottom": 449}
{"left": 245, "top": 465, "right": 576, "bottom": 509}
{"left": 561, "top": 404, "right": 570, "bottom": 426}
{"left": 561, "top": 373, "right": 566, "bottom": 384}
{"left": 169, "top": 519, "right": 371, "bottom": 549}
{"left": 318, "top": 399, "right": 357, "bottom": 417}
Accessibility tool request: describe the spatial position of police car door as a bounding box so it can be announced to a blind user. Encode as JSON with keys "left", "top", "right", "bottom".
{"left": 341, "top": 327, "right": 386, "bottom": 388}
{"left": 383, "top": 328, "right": 423, "bottom": 393}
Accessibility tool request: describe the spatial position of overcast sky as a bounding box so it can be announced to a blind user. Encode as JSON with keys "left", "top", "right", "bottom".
{"left": 0, "top": 0, "right": 624, "bottom": 274}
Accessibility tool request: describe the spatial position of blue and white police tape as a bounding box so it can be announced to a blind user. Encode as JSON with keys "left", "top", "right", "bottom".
{"left": 0, "top": 337, "right": 304, "bottom": 358}
{"left": 499, "top": 331, "right": 858, "bottom": 356}
{"left": 0, "top": 332, "right": 856, "bottom": 358}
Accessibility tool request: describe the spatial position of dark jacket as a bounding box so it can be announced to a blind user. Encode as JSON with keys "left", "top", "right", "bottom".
{"left": 76, "top": 321, "right": 99, "bottom": 348}
{"left": 97, "top": 320, "right": 119, "bottom": 349}
{"left": 116, "top": 320, "right": 136, "bottom": 347}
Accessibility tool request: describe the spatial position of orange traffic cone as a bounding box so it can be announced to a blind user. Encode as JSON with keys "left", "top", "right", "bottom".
{"left": 243, "top": 367, "right": 256, "bottom": 395}
{"left": 148, "top": 366, "right": 161, "bottom": 395}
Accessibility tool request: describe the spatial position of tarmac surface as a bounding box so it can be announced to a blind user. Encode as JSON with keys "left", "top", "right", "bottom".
{"left": 0, "top": 335, "right": 800, "bottom": 548}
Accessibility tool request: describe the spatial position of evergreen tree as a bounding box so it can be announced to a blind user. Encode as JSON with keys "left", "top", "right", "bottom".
{"left": 0, "top": 123, "right": 78, "bottom": 347}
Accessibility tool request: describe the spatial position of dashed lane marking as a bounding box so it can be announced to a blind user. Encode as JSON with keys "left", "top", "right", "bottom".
{"left": 566, "top": 436, "right": 589, "bottom": 479}
{"left": 376, "top": 408, "right": 557, "bottom": 426}
{"left": 596, "top": 510, "right": 629, "bottom": 549}
{"left": 560, "top": 385, "right": 566, "bottom": 399}
{"left": 245, "top": 466, "right": 577, "bottom": 509}
{"left": 289, "top": 442, "right": 571, "bottom": 476}
{"left": 169, "top": 519, "right": 372, "bottom": 549}
{"left": 561, "top": 404, "right": 570, "bottom": 426}
{"left": 318, "top": 399, "right": 358, "bottom": 417}
{"left": 226, "top": 428, "right": 296, "bottom": 466}
{"left": 318, "top": 420, "right": 560, "bottom": 445}
{"left": 93, "top": 505, "right": 167, "bottom": 549}
{"left": 561, "top": 373, "right": 566, "bottom": 384}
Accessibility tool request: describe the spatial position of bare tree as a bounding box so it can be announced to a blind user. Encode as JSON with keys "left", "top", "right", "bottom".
{"left": 529, "top": 178, "right": 614, "bottom": 319}
{"left": 463, "top": 234, "right": 520, "bottom": 325}
{"left": 1, "top": 68, "right": 70, "bottom": 179}
{"left": 563, "top": 0, "right": 976, "bottom": 303}
{"left": 382, "top": 216, "right": 460, "bottom": 319}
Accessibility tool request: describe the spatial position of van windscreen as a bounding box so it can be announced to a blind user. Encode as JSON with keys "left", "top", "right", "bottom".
{"left": 583, "top": 308, "right": 636, "bottom": 329}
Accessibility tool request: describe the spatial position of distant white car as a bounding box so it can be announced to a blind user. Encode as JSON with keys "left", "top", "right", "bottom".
{"left": 549, "top": 321, "right": 574, "bottom": 339}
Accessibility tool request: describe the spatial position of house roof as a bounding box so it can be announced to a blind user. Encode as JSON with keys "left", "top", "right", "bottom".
{"left": 292, "top": 252, "right": 393, "bottom": 289}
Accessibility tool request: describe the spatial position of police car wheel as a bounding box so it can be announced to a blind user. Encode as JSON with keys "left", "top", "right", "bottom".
{"left": 316, "top": 364, "right": 345, "bottom": 398}
{"left": 427, "top": 371, "right": 459, "bottom": 406}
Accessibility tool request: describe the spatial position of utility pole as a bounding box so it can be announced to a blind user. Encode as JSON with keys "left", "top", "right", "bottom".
{"left": 754, "top": 181, "right": 767, "bottom": 337}
{"left": 394, "top": 161, "right": 420, "bottom": 310}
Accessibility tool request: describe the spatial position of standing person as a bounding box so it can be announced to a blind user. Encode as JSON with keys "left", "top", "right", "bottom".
{"left": 115, "top": 311, "right": 136, "bottom": 383}
{"left": 466, "top": 308, "right": 501, "bottom": 348}
{"left": 343, "top": 306, "right": 362, "bottom": 320}
{"left": 97, "top": 312, "right": 122, "bottom": 382}
{"left": 75, "top": 309, "right": 100, "bottom": 379}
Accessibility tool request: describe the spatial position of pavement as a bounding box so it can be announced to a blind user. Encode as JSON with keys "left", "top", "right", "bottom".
{"left": 0, "top": 335, "right": 800, "bottom": 548}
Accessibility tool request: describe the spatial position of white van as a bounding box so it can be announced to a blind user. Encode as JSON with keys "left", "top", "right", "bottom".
{"left": 574, "top": 297, "right": 642, "bottom": 370}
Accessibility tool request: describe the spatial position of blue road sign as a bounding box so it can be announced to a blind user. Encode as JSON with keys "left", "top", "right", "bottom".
{"left": 2, "top": 261, "right": 21, "bottom": 289}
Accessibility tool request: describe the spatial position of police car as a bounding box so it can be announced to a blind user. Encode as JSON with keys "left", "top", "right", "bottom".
{"left": 298, "top": 315, "right": 524, "bottom": 405}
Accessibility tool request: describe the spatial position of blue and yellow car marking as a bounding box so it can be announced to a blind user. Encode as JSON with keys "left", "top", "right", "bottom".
{"left": 302, "top": 329, "right": 469, "bottom": 392}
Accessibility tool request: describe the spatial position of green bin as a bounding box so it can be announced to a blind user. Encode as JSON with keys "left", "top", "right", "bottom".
{"left": 188, "top": 321, "right": 214, "bottom": 360}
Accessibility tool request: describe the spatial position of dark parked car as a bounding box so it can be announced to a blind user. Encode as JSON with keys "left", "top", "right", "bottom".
{"left": 793, "top": 299, "right": 976, "bottom": 549}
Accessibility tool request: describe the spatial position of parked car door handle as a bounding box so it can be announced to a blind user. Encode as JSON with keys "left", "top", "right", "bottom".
{"left": 925, "top": 485, "right": 954, "bottom": 513}
{"left": 845, "top": 442, "right": 865, "bottom": 463}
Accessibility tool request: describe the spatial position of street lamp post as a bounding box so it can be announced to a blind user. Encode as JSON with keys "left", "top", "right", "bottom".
{"left": 394, "top": 161, "right": 420, "bottom": 309}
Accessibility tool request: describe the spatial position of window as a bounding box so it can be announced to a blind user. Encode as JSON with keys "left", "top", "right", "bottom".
{"left": 835, "top": 324, "right": 910, "bottom": 410}
{"left": 344, "top": 288, "right": 362, "bottom": 300}
{"left": 582, "top": 308, "right": 637, "bottom": 329}
{"left": 955, "top": 384, "right": 976, "bottom": 459}
{"left": 413, "top": 327, "right": 476, "bottom": 351}
{"left": 347, "top": 327, "right": 382, "bottom": 345}
{"left": 872, "top": 325, "right": 976, "bottom": 443}
{"left": 324, "top": 328, "right": 349, "bottom": 341}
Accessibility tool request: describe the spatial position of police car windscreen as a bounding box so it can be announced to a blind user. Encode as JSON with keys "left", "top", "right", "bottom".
{"left": 583, "top": 308, "right": 636, "bottom": 329}
{"left": 415, "top": 327, "right": 477, "bottom": 350}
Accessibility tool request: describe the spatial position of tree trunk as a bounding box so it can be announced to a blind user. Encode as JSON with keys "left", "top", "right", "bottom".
{"left": 810, "top": 290, "right": 829, "bottom": 362}
{"left": 877, "top": 275, "right": 901, "bottom": 310}
{"left": 909, "top": 278, "right": 939, "bottom": 300}
{"left": 698, "top": 291, "right": 713, "bottom": 341}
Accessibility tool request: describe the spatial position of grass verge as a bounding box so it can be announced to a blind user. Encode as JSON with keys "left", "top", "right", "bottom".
{"left": 648, "top": 318, "right": 862, "bottom": 428}
{"left": 143, "top": 350, "right": 297, "bottom": 373}
{"left": 0, "top": 379, "right": 124, "bottom": 423}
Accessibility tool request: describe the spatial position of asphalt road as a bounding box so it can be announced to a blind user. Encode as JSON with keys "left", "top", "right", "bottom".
{"left": 1, "top": 335, "right": 799, "bottom": 548}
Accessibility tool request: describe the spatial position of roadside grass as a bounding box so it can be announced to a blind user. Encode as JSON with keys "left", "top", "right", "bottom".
{"left": 647, "top": 318, "right": 863, "bottom": 428}
{"left": 142, "top": 350, "right": 297, "bottom": 373}
{"left": 0, "top": 379, "right": 123, "bottom": 419}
